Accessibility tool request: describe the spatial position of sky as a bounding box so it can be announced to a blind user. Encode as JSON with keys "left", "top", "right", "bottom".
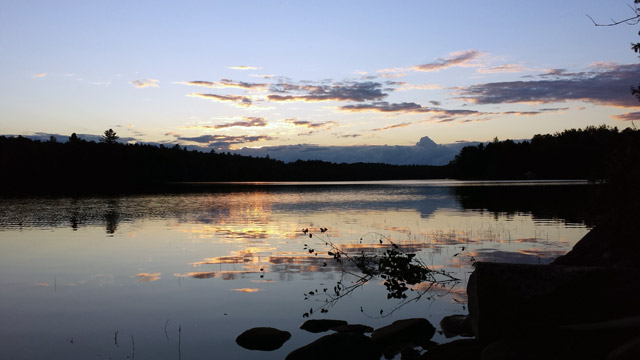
{"left": 1, "top": 1, "right": 640, "bottom": 164}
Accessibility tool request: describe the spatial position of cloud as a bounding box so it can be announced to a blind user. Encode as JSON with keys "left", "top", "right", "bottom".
{"left": 32, "top": 72, "right": 47, "bottom": 78}
{"left": 379, "top": 72, "right": 407, "bottom": 78}
{"left": 286, "top": 119, "right": 337, "bottom": 129}
{"left": 249, "top": 74, "right": 275, "bottom": 80}
{"left": 188, "top": 93, "right": 253, "bottom": 107}
{"left": 178, "top": 134, "right": 274, "bottom": 150}
{"left": 340, "top": 101, "right": 481, "bottom": 118}
{"left": 183, "top": 117, "right": 268, "bottom": 130}
{"left": 458, "top": 63, "right": 640, "bottom": 108}
{"left": 340, "top": 101, "right": 430, "bottom": 113}
{"left": 231, "top": 136, "right": 478, "bottom": 165}
{"left": 395, "top": 83, "right": 442, "bottom": 91}
{"left": 477, "top": 64, "right": 525, "bottom": 74}
{"left": 229, "top": 65, "right": 260, "bottom": 70}
{"left": 180, "top": 79, "right": 268, "bottom": 90}
{"left": 268, "top": 81, "right": 387, "bottom": 102}
{"left": 610, "top": 111, "right": 640, "bottom": 121}
{"left": 369, "top": 122, "right": 413, "bottom": 131}
{"left": 131, "top": 79, "right": 159, "bottom": 88}
{"left": 412, "top": 50, "right": 483, "bottom": 72}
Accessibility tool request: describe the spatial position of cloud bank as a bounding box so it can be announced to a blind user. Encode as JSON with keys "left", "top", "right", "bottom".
{"left": 232, "top": 136, "right": 480, "bottom": 165}
{"left": 458, "top": 63, "right": 640, "bottom": 108}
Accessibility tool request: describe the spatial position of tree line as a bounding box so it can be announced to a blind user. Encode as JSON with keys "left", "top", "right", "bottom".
{"left": 1, "top": 125, "right": 638, "bottom": 194}
{"left": 0, "top": 131, "right": 446, "bottom": 194}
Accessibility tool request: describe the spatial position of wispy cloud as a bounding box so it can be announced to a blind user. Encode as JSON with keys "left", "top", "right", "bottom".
{"left": 340, "top": 101, "right": 431, "bottom": 113}
{"left": 188, "top": 93, "right": 253, "bottom": 107}
{"left": 131, "top": 79, "right": 159, "bottom": 88}
{"left": 229, "top": 65, "right": 260, "bottom": 70}
{"left": 286, "top": 119, "right": 337, "bottom": 129}
{"left": 458, "top": 63, "right": 640, "bottom": 108}
{"left": 477, "top": 64, "right": 525, "bottom": 74}
{"left": 412, "top": 50, "right": 483, "bottom": 72}
{"left": 610, "top": 111, "right": 640, "bottom": 121}
{"left": 180, "top": 79, "right": 268, "bottom": 90}
{"left": 394, "top": 83, "right": 442, "bottom": 91}
{"left": 32, "top": 72, "right": 47, "bottom": 78}
{"left": 369, "top": 122, "right": 413, "bottom": 131}
{"left": 379, "top": 50, "right": 484, "bottom": 74}
{"left": 183, "top": 117, "right": 268, "bottom": 130}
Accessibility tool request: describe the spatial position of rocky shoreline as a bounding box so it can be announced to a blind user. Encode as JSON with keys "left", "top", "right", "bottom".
{"left": 236, "top": 225, "right": 640, "bottom": 359}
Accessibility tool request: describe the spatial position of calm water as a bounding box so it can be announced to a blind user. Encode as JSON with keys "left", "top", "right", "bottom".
{"left": 0, "top": 181, "right": 592, "bottom": 360}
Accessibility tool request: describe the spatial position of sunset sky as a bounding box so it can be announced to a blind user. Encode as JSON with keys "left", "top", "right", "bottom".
{"left": 2, "top": 0, "right": 640, "bottom": 159}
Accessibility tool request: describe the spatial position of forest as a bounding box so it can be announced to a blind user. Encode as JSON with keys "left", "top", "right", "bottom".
{"left": 0, "top": 125, "right": 638, "bottom": 194}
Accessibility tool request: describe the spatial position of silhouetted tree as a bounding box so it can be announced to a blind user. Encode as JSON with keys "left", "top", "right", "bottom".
{"left": 100, "top": 129, "right": 119, "bottom": 144}
{"left": 69, "top": 133, "right": 80, "bottom": 143}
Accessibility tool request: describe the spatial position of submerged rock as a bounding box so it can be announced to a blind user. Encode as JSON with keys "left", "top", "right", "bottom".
{"left": 235, "top": 327, "right": 291, "bottom": 351}
{"left": 286, "top": 332, "right": 380, "bottom": 360}
{"left": 300, "top": 319, "right": 348, "bottom": 333}
{"left": 440, "top": 315, "right": 474, "bottom": 338}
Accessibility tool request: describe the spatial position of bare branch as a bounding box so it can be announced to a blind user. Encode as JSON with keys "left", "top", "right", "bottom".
{"left": 587, "top": 6, "right": 640, "bottom": 27}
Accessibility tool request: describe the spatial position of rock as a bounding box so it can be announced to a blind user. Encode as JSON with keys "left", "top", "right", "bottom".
{"left": 421, "top": 339, "right": 482, "bottom": 360}
{"left": 479, "top": 340, "right": 548, "bottom": 360}
{"left": 467, "top": 262, "right": 640, "bottom": 346}
{"left": 552, "top": 225, "right": 640, "bottom": 268}
{"left": 331, "top": 324, "right": 374, "bottom": 334}
{"left": 401, "top": 347, "right": 421, "bottom": 360}
{"left": 608, "top": 335, "right": 640, "bottom": 360}
{"left": 235, "top": 327, "right": 291, "bottom": 351}
{"left": 439, "top": 315, "right": 474, "bottom": 338}
{"left": 300, "top": 319, "right": 348, "bottom": 333}
{"left": 371, "top": 318, "right": 436, "bottom": 358}
{"left": 286, "top": 332, "right": 380, "bottom": 360}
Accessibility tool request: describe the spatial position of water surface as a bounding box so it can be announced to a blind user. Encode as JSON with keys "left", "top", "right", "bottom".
{"left": 0, "top": 181, "right": 592, "bottom": 359}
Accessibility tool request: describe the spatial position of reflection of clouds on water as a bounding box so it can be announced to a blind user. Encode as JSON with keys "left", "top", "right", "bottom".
{"left": 135, "top": 272, "right": 161, "bottom": 283}
{"left": 173, "top": 271, "right": 216, "bottom": 279}
{"left": 231, "top": 288, "right": 260, "bottom": 293}
{"left": 464, "top": 248, "right": 567, "bottom": 265}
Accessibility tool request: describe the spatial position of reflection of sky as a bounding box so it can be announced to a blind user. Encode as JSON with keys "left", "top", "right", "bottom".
{"left": 0, "top": 183, "right": 591, "bottom": 359}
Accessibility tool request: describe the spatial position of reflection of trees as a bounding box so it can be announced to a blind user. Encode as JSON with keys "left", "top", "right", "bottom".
{"left": 451, "top": 184, "right": 596, "bottom": 226}
{"left": 302, "top": 231, "right": 460, "bottom": 317}
{"left": 104, "top": 199, "right": 120, "bottom": 235}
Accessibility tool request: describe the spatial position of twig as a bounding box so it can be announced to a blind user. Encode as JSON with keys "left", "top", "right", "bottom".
{"left": 164, "top": 319, "right": 170, "bottom": 342}
{"left": 131, "top": 335, "right": 135, "bottom": 359}
{"left": 178, "top": 325, "right": 182, "bottom": 360}
{"left": 114, "top": 330, "right": 119, "bottom": 347}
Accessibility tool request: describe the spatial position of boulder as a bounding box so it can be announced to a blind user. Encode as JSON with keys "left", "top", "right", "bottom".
{"left": 331, "top": 324, "right": 374, "bottom": 334}
{"left": 421, "top": 339, "right": 482, "bottom": 360}
{"left": 467, "top": 262, "right": 640, "bottom": 346}
{"left": 286, "top": 332, "right": 380, "bottom": 360}
{"left": 371, "top": 318, "right": 436, "bottom": 358}
{"left": 300, "top": 319, "right": 348, "bottom": 333}
{"left": 235, "top": 327, "right": 291, "bottom": 351}
{"left": 439, "top": 315, "right": 474, "bottom": 338}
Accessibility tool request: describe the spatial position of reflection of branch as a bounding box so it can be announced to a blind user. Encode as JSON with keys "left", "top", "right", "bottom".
{"left": 302, "top": 230, "right": 460, "bottom": 318}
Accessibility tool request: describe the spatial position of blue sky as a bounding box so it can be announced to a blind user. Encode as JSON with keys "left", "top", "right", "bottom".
{"left": 1, "top": 0, "right": 639, "bottom": 160}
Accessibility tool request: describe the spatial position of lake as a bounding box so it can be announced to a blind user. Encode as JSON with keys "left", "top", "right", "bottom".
{"left": 0, "top": 180, "right": 593, "bottom": 360}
